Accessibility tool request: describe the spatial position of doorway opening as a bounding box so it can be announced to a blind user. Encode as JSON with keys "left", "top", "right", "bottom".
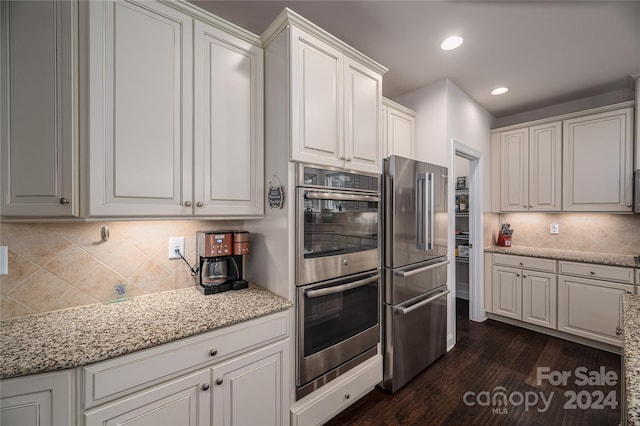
{"left": 449, "top": 141, "right": 485, "bottom": 349}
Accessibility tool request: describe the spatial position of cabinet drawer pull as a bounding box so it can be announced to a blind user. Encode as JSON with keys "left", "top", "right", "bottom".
{"left": 201, "top": 383, "right": 210, "bottom": 391}
{"left": 345, "top": 393, "right": 350, "bottom": 400}
{"left": 59, "top": 198, "right": 70, "bottom": 205}
{"left": 519, "top": 262, "right": 523, "bottom": 266}
{"left": 209, "top": 349, "right": 218, "bottom": 357}
{"left": 215, "top": 378, "right": 223, "bottom": 386}
{"left": 590, "top": 271, "right": 596, "bottom": 275}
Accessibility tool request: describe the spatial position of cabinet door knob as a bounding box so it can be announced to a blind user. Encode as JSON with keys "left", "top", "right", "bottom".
{"left": 59, "top": 198, "right": 70, "bottom": 205}
{"left": 340, "top": 156, "right": 346, "bottom": 160}
{"left": 196, "top": 201, "right": 204, "bottom": 207}
{"left": 201, "top": 383, "right": 210, "bottom": 391}
{"left": 519, "top": 262, "right": 523, "bottom": 266}
{"left": 345, "top": 393, "right": 350, "bottom": 400}
{"left": 590, "top": 271, "right": 596, "bottom": 275}
{"left": 209, "top": 349, "right": 218, "bottom": 357}
{"left": 215, "top": 378, "right": 223, "bottom": 386}
{"left": 516, "top": 273, "right": 520, "bottom": 277}
{"left": 184, "top": 201, "right": 192, "bottom": 207}
{"left": 346, "top": 157, "right": 352, "bottom": 162}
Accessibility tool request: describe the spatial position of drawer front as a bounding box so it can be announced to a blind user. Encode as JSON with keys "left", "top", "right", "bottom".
{"left": 493, "top": 253, "right": 556, "bottom": 273}
{"left": 558, "top": 261, "right": 634, "bottom": 284}
{"left": 83, "top": 310, "right": 289, "bottom": 409}
{"left": 291, "top": 355, "right": 382, "bottom": 426}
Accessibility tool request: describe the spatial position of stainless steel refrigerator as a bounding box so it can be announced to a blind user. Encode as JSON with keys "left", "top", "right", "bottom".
{"left": 381, "top": 155, "right": 449, "bottom": 393}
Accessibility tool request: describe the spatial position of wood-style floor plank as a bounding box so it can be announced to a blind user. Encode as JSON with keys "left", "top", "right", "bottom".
{"left": 326, "top": 298, "right": 621, "bottom": 425}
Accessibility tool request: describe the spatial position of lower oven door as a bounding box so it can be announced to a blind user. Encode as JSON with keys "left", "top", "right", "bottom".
{"left": 296, "top": 270, "right": 380, "bottom": 390}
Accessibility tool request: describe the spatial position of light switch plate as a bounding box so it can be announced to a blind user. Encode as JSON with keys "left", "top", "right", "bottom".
{"left": 550, "top": 224, "right": 560, "bottom": 235}
{"left": 168, "top": 237, "right": 185, "bottom": 259}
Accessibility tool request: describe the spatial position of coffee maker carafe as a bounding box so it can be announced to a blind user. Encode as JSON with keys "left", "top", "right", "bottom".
{"left": 197, "top": 231, "right": 250, "bottom": 294}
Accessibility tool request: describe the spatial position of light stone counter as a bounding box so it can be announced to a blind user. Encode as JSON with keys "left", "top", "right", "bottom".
{"left": 485, "top": 245, "right": 639, "bottom": 268}
{"left": 624, "top": 294, "right": 640, "bottom": 425}
{"left": 0, "top": 284, "right": 292, "bottom": 379}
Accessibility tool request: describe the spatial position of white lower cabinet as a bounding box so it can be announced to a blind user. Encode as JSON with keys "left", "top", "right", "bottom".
{"left": 291, "top": 355, "right": 382, "bottom": 426}
{"left": 491, "top": 254, "right": 557, "bottom": 329}
{"left": 212, "top": 341, "right": 288, "bottom": 426}
{"left": 84, "top": 340, "right": 288, "bottom": 426}
{"left": 82, "top": 311, "right": 290, "bottom": 426}
{"left": 85, "top": 369, "right": 211, "bottom": 426}
{"left": 557, "top": 275, "right": 632, "bottom": 347}
{"left": 0, "top": 370, "right": 75, "bottom": 426}
{"left": 489, "top": 253, "right": 635, "bottom": 348}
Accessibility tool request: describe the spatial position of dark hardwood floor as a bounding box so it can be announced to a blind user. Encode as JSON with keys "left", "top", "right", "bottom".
{"left": 326, "top": 298, "right": 621, "bottom": 425}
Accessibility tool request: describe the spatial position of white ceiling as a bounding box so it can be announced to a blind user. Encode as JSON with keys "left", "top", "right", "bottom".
{"left": 189, "top": 1, "right": 640, "bottom": 118}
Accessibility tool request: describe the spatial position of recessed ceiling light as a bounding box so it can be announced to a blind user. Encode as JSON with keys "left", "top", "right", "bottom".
{"left": 440, "top": 36, "right": 463, "bottom": 51}
{"left": 491, "top": 87, "right": 509, "bottom": 95}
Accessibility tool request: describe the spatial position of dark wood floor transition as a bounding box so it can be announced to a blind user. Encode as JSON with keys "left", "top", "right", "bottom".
{"left": 326, "top": 298, "right": 621, "bottom": 426}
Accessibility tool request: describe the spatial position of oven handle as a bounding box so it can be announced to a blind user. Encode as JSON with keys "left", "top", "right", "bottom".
{"left": 393, "top": 259, "right": 450, "bottom": 278}
{"left": 305, "top": 275, "right": 380, "bottom": 298}
{"left": 304, "top": 191, "right": 380, "bottom": 203}
{"left": 394, "top": 289, "right": 450, "bottom": 315}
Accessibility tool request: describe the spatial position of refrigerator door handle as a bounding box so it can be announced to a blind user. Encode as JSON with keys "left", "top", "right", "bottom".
{"left": 416, "top": 174, "right": 425, "bottom": 250}
{"left": 393, "top": 289, "right": 450, "bottom": 315}
{"left": 393, "top": 259, "right": 450, "bottom": 278}
{"left": 427, "top": 172, "right": 434, "bottom": 250}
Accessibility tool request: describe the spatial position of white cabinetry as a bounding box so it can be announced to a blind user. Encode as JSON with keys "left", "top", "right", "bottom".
{"left": 382, "top": 98, "right": 415, "bottom": 159}
{"left": 0, "top": 0, "right": 78, "bottom": 217}
{"left": 1, "top": 370, "right": 75, "bottom": 426}
{"left": 562, "top": 107, "right": 633, "bottom": 211}
{"left": 491, "top": 102, "right": 634, "bottom": 213}
{"left": 87, "top": 0, "right": 263, "bottom": 217}
{"left": 499, "top": 122, "right": 561, "bottom": 212}
{"left": 85, "top": 369, "right": 211, "bottom": 426}
{"left": 491, "top": 254, "right": 557, "bottom": 329}
{"left": 265, "top": 9, "right": 387, "bottom": 174}
{"left": 557, "top": 261, "right": 634, "bottom": 347}
{"left": 83, "top": 311, "right": 290, "bottom": 425}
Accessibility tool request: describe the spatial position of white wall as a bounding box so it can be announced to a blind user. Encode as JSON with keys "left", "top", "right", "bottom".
{"left": 394, "top": 79, "right": 447, "bottom": 165}
{"left": 395, "top": 78, "right": 494, "bottom": 210}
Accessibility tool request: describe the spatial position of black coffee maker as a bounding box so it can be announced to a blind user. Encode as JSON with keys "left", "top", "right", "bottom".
{"left": 196, "top": 231, "right": 250, "bottom": 294}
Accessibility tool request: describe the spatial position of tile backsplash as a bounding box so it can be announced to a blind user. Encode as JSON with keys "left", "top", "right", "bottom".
{"left": 0, "top": 220, "right": 242, "bottom": 320}
{"left": 495, "top": 213, "right": 640, "bottom": 255}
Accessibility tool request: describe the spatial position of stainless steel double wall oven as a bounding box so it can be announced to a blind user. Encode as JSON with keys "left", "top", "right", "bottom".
{"left": 295, "top": 164, "right": 381, "bottom": 399}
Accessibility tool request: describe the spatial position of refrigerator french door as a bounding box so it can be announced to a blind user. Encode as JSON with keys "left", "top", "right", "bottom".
{"left": 382, "top": 155, "right": 449, "bottom": 392}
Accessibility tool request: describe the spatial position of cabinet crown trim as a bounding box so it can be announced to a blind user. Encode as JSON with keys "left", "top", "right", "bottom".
{"left": 162, "top": 0, "right": 262, "bottom": 47}
{"left": 261, "top": 7, "right": 388, "bottom": 75}
{"left": 491, "top": 100, "right": 635, "bottom": 133}
{"left": 383, "top": 97, "right": 416, "bottom": 116}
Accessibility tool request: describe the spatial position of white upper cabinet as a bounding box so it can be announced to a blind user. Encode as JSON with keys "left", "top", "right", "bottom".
{"left": 562, "top": 107, "right": 633, "bottom": 212}
{"left": 193, "top": 20, "right": 264, "bottom": 217}
{"left": 1, "top": 1, "right": 78, "bottom": 217}
{"left": 492, "top": 102, "right": 634, "bottom": 213}
{"left": 499, "top": 122, "right": 561, "bottom": 212}
{"left": 290, "top": 27, "right": 344, "bottom": 168}
{"left": 265, "top": 9, "right": 387, "bottom": 174}
{"left": 88, "top": 0, "right": 193, "bottom": 217}
{"left": 382, "top": 98, "right": 415, "bottom": 160}
{"left": 88, "top": 0, "right": 264, "bottom": 217}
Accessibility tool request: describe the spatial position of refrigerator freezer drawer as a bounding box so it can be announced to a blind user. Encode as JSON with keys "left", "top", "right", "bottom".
{"left": 384, "top": 258, "right": 449, "bottom": 305}
{"left": 382, "top": 287, "right": 448, "bottom": 393}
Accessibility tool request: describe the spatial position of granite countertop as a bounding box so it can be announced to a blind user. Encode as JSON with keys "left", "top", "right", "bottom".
{"left": 485, "top": 245, "right": 639, "bottom": 268}
{"left": 0, "top": 284, "right": 292, "bottom": 379}
{"left": 624, "top": 294, "right": 640, "bottom": 425}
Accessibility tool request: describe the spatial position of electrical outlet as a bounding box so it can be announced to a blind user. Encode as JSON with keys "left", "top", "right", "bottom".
{"left": 550, "top": 224, "right": 560, "bottom": 235}
{"left": 168, "top": 237, "right": 185, "bottom": 259}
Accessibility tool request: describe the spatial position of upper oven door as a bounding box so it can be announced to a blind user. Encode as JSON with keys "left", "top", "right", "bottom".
{"left": 297, "top": 188, "right": 380, "bottom": 286}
